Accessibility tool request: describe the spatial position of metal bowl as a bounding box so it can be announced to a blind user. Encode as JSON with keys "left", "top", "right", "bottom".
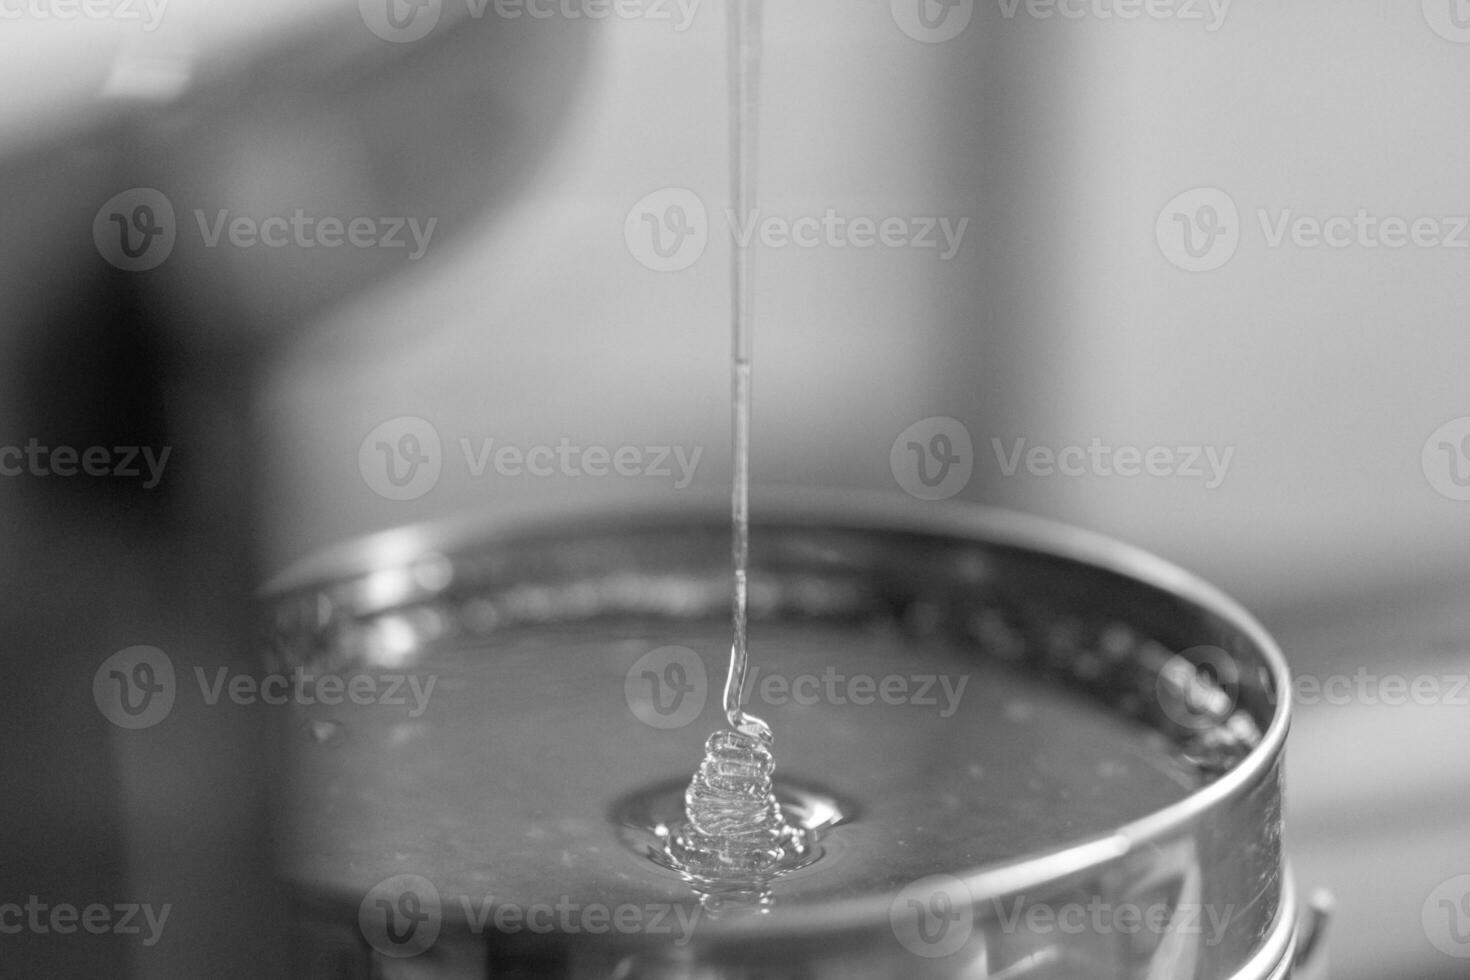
{"left": 265, "top": 490, "right": 1325, "bottom": 979}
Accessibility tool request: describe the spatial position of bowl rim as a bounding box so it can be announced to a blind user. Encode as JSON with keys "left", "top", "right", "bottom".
{"left": 265, "top": 486, "right": 1293, "bottom": 945}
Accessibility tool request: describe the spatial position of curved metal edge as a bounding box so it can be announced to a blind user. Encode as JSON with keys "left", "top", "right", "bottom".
{"left": 262, "top": 487, "right": 1295, "bottom": 952}
{"left": 1230, "top": 870, "right": 1298, "bottom": 980}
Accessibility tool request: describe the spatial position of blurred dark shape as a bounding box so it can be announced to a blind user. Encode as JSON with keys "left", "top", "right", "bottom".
{"left": 0, "top": 8, "right": 590, "bottom": 978}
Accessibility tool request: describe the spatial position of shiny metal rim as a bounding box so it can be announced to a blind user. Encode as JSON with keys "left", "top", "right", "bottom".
{"left": 265, "top": 487, "right": 1293, "bottom": 946}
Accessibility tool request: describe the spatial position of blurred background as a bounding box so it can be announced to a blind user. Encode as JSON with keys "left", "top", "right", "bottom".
{"left": 2, "top": 0, "right": 1468, "bottom": 976}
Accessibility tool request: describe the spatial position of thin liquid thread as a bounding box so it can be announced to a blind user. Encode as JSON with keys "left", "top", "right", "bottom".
{"left": 725, "top": 0, "right": 759, "bottom": 737}
{"left": 675, "top": 0, "right": 804, "bottom": 879}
